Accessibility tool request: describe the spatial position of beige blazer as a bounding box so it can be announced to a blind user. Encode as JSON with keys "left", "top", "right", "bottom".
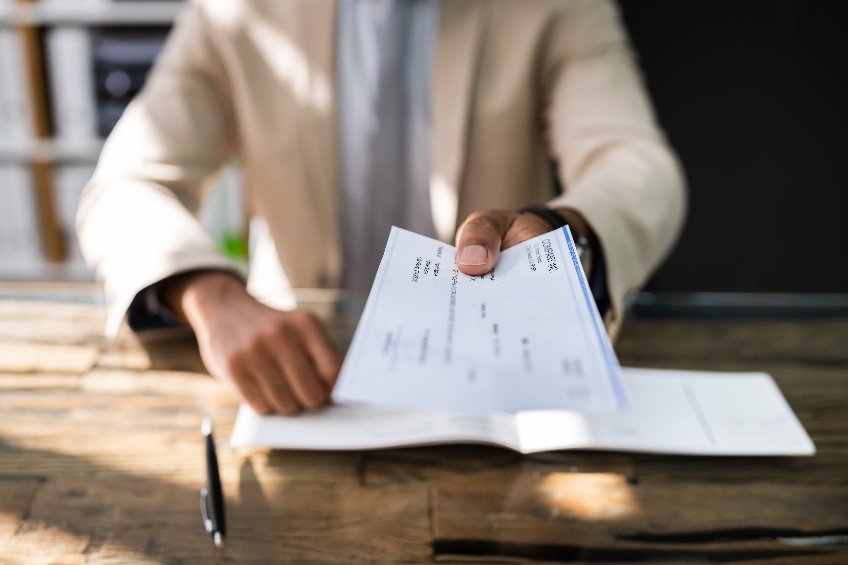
{"left": 77, "top": 0, "right": 686, "bottom": 338}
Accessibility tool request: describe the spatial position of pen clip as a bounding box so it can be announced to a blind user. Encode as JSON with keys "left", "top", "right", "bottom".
{"left": 200, "top": 487, "right": 214, "bottom": 534}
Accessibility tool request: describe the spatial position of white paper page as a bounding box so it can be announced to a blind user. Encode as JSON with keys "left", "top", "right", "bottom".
{"left": 516, "top": 368, "right": 815, "bottom": 456}
{"left": 230, "top": 404, "right": 521, "bottom": 451}
{"left": 230, "top": 368, "right": 814, "bottom": 456}
{"left": 333, "top": 227, "right": 625, "bottom": 413}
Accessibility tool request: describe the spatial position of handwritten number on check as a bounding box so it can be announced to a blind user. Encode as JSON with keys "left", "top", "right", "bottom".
{"left": 333, "top": 227, "right": 627, "bottom": 413}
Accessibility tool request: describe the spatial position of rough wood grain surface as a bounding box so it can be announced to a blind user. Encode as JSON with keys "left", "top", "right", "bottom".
{"left": 0, "top": 295, "right": 846, "bottom": 564}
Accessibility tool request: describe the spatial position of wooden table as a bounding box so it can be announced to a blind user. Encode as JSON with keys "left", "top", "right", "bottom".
{"left": 1, "top": 286, "right": 846, "bottom": 563}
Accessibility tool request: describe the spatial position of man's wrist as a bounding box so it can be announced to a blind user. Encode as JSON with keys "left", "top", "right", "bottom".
{"left": 160, "top": 270, "right": 245, "bottom": 325}
{"left": 552, "top": 208, "right": 594, "bottom": 245}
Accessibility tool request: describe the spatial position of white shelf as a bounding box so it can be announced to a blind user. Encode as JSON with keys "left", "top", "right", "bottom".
{"left": 1, "top": 1, "right": 178, "bottom": 283}
{"left": 1, "top": 1, "right": 184, "bottom": 27}
{"left": 0, "top": 262, "right": 95, "bottom": 283}
{"left": 0, "top": 138, "right": 103, "bottom": 164}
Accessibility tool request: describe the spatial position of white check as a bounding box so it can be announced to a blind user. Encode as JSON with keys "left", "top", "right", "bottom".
{"left": 332, "top": 226, "right": 627, "bottom": 413}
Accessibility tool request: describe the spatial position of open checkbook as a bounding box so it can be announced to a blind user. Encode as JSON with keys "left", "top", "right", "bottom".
{"left": 231, "top": 227, "right": 814, "bottom": 456}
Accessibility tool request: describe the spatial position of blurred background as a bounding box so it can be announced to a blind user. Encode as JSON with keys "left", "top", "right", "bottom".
{"left": 1, "top": 0, "right": 845, "bottom": 314}
{"left": 0, "top": 0, "right": 245, "bottom": 288}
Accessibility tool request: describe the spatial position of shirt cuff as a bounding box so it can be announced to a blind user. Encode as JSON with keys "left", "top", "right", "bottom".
{"left": 127, "top": 280, "right": 186, "bottom": 333}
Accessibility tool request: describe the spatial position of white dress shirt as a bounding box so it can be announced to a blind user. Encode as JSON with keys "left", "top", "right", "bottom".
{"left": 337, "top": 0, "right": 440, "bottom": 291}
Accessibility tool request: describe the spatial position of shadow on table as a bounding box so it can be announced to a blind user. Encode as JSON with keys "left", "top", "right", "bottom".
{"left": 0, "top": 439, "right": 283, "bottom": 563}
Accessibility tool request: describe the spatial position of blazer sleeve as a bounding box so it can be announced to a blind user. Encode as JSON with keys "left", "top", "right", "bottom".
{"left": 542, "top": 0, "right": 687, "bottom": 334}
{"left": 76, "top": 0, "right": 240, "bottom": 338}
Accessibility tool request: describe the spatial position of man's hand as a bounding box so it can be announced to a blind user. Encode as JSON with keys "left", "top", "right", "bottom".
{"left": 455, "top": 207, "right": 592, "bottom": 276}
{"left": 161, "top": 271, "right": 343, "bottom": 415}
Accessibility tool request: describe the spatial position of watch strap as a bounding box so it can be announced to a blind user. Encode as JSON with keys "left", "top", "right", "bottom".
{"left": 517, "top": 206, "right": 568, "bottom": 230}
{"left": 518, "top": 206, "right": 590, "bottom": 249}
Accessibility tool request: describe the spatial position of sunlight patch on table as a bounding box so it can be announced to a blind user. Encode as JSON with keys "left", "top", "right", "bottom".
{"left": 536, "top": 472, "right": 638, "bottom": 521}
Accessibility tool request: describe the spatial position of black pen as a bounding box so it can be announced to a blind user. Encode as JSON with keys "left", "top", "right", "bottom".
{"left": 200, "top": 418, "right": 226, "bottom": 547}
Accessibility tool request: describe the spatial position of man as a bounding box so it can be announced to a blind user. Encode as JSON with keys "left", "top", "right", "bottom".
{"left": 77, "top": 0, "right": 685, "bottom": 416}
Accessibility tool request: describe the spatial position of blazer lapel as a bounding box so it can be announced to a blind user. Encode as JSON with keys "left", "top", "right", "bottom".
{"left": 431, "top": 0, "right": 487, "bottom": 241}
{"left": 293, "top": 0, "right": 341, "bottom": 284}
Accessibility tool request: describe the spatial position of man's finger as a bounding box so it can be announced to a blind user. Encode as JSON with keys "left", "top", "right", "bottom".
{"left": 294, "top": 310, "right": 344, "bottom": 387}
{"left": 253, "top": 369, "right": 299, "bottom": 415}
{"left": 242, "top": 347, "right": 300, "bottom": 415}
{"left": 270, "top": 331, "right": 329, "bottom": 410}
{"left": 502, "top": 211, "right": 554, "bottom": 249}
{"left": 226, "top": 357, "right": 274, "bottom": 415}
{"left": 455, "top": 211, "right": 516, "bottom": 276}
